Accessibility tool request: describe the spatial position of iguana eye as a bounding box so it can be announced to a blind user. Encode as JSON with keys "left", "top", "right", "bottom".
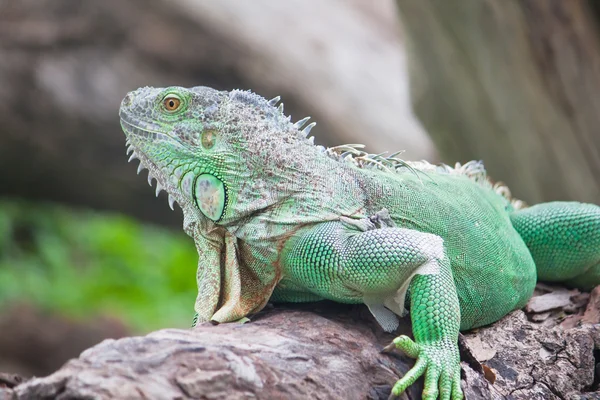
{"left": 163, "top": 96, "right": 181, "bottom": 112}
{"left": 201, "top": 129, "right": 217, "bottom": 149}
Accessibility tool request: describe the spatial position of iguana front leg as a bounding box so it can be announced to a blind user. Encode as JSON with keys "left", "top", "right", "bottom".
{"left": 283, "top": 220, "right": 463, "bottom": 400}
{"left": 386, "top": 260, "right": 462, "bottom": 400}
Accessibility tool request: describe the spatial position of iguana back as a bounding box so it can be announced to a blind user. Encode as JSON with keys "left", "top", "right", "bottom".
{"left": 328, "top": 166, "right": 537, "bottom": 330}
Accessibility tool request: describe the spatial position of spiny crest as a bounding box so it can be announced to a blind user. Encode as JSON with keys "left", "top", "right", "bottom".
{"left": 125, "top": 138, "right": 178, "bottom": 211}
{"left": 256, "top": 92, "right": 320, "bottom": 145}
{"left": 325, "top": 145, "right": 525, "bottom": 210}
{"left": 325, "top": 144, "right": 416, "bottom": 174}
{"left": 229, "top": 89, "right": 265, "bottom": 106}
{"left": 406, "top": 160, "right": 526, "bottom": 210}
{"left": 231, "top": 91, "right": 525, "bottom": 210}
{"left": 228, "top": 90, "right": 318, "bottom": 143}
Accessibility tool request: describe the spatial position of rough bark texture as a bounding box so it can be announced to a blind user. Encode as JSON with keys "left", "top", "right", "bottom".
{"left": 2, "top": 290, "right": 599, "bottom": 400}
{"left": 397, "top": 0, "right": 600, "bottom": 205}
{"left": 0, "top": 0, "right": 431, "bottom": 226}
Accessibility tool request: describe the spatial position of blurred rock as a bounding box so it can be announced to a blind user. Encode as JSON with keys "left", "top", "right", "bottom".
{"left": 174, "top": 0, "right": 431, "bottom": 154}
{"left": 0, "top": 0, "right": 432, "bottom": 226}
{"left": 0, "top": 303, "right": 129, "bottom": 378}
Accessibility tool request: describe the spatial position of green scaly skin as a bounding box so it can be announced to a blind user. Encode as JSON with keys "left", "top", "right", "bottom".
{"left": 119, "top": 86, "right": 600, "bottom": 400}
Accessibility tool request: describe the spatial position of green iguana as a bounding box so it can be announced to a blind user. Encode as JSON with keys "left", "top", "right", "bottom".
{"left": 119, "top": 86, "right": 600, "bottom": 400}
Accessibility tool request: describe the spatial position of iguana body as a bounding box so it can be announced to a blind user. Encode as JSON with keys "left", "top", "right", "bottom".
{"left": 120, "top": 86, "right": 600, "bottom": 400}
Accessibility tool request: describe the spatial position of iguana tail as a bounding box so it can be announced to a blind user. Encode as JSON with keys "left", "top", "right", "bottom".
{"left": 510, "top": 202, "right": 600, "bottom": 290}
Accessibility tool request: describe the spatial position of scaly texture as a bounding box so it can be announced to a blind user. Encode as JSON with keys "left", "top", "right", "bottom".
{"left": 119, "top": 86, "right": 600, "bottom": 399}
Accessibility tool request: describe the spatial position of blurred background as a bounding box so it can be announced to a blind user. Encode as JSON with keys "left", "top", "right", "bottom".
{"left": 0, "top": 0, "right": 598, "bottom": 378}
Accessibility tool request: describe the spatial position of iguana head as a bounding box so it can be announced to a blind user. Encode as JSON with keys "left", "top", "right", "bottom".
{"left": 119, "top": 86, "right": 319, "bottom": 225}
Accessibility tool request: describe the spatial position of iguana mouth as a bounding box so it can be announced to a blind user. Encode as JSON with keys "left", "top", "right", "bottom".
{"left": 119, "top": 115, "right": 172, "bottom": 142}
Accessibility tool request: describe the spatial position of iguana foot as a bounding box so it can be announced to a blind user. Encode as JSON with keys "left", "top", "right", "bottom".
{"left": 384, "top": 335, "right": 463, "bottom": 400}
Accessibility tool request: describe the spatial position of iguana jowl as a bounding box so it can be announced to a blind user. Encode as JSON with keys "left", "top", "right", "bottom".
{"left": 120, "top": 86, "right": 600, "bottom": 400}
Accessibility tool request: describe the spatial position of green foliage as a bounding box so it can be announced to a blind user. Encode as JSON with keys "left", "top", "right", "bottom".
{"left": 0, "top": 199, "right": 198, "bottom": 332}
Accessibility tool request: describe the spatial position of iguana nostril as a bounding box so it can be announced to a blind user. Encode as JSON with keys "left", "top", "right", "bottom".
{"left": 122, "top": 93, "right": 133, "bottom": 107}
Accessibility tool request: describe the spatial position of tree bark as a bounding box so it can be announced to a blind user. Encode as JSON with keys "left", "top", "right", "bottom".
{"left": 397, "top": 0, "right": 600, "bottom": 205}
{"left": 2, "top": 294, "right": 599, "bottom": 400}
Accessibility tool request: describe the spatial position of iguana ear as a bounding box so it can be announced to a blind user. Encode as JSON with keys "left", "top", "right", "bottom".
{"left": 194, "top": 174, "right": 226, "bottom": 222}
{"left": 180, "top": 171, "right": 227, "bottom": 222}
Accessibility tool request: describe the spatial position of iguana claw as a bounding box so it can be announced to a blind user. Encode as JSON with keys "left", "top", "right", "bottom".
{"left": 386, "top": 335, "right": 463, "bottom": 400}
{"left": 381, "top": 342, "right": 397, "bottom": 354}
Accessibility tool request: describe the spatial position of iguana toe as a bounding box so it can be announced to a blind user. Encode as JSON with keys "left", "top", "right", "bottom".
{"left": 387, "top": 335, "right": 463, "bottom": 400}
